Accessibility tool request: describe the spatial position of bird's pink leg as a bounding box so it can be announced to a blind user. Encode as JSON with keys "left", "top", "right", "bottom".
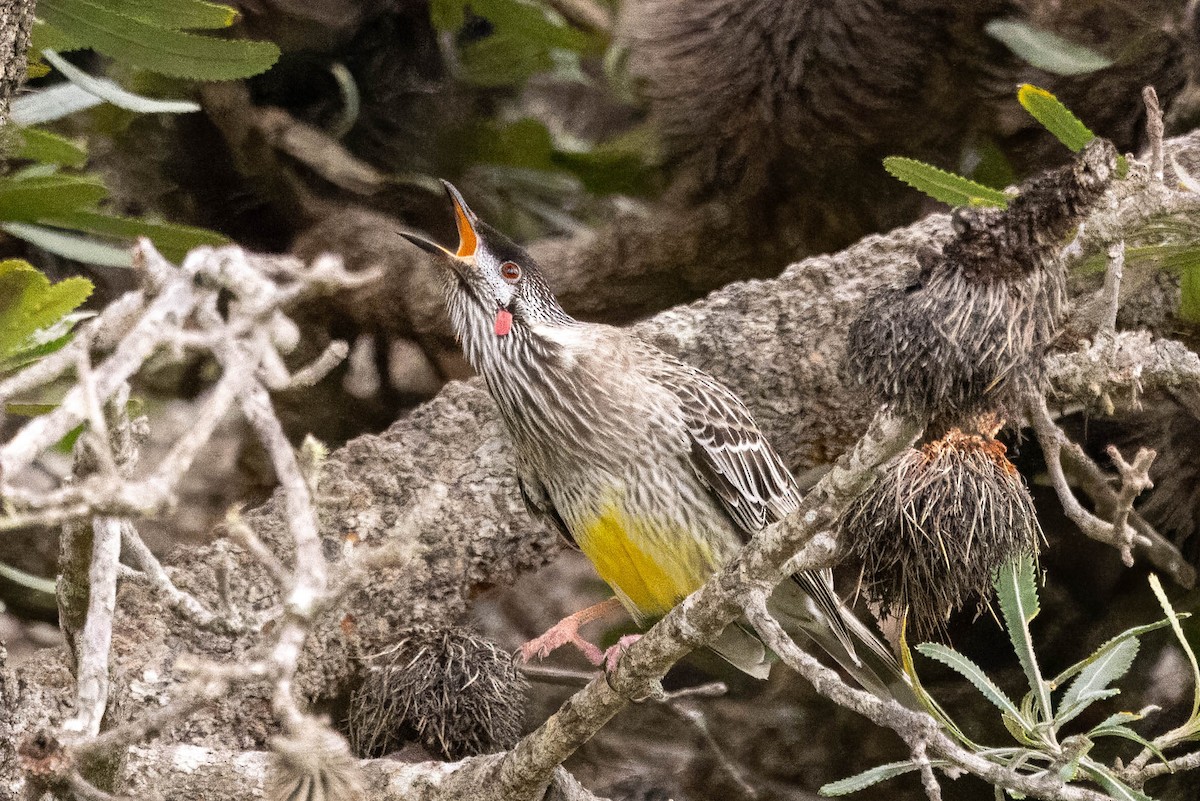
{"left": 519, "top": 597, "right": 624, "bottom": 666}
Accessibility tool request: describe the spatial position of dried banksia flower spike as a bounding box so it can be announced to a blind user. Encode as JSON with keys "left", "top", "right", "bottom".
{"left": 846, "top": 139, "right": 1118, "bottom": 425}
{"left": 347, "top": 626, "right": 527, "bottom": 760}
{"left": 840, "top": 428, "right": 1041, "bottom": 639}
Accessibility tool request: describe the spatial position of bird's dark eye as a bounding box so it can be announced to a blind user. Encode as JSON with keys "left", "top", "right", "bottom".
{"left": 500, "top": 261, "right": 521, "bottom": 283}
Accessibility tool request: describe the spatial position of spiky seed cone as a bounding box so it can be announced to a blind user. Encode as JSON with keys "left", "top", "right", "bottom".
{"left": 347, "top": 626, "right": 527, "bottom": 760}
{"left": 266, "top": 717, "right": 365, "bottom": 801}
{"left": 845, "top": 139, "right": 1118, "bottom": 425}
{"left": 840, "top": 429, "right": 1041, "bottom": 639}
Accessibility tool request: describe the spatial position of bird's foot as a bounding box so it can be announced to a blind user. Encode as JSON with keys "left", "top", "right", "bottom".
{"left": 519, "top": 619, "right": 604, "bottom": 665}
{"left": 518, "top": 597, "right": 623, "bottom": 666}
{"left": 602, "top": 634, "right": 643, "bottom": 675}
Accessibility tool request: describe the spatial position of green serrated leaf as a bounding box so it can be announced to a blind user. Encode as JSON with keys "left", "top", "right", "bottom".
{"left": 11, "top": 126, "right": 88, "bottom": 166}
{"left": 1090, "top": 724, "right": 1168, "bottom": 764}
{"left": 883, "top": 157, "right": 1009, "bottom": 208}
{"left": 91, "top": 0, "right": 237, "bottom": 30}
{"left": 1017, "top": 84, "right": 1095, "bottom": 153}
{"left": 986, "top": 20, "right": 1113, "bottom": 76}
{"left": 41, "top": 209, "right": 228, "bottom": 262}
{"left": 1057, "top": 638, "right": 1138, "bottom": 727}
{"left": 0, "top": 260, "right": 93, "bottom": 362}
{"left": 996, "top": 553, "right": 1053, "bottom": 720}
{"left": 0, "top": 174, "right": 107, "bottom": 222}
{"left": 1149, "top": 574, "right": 1200, "bottom": 720}
{"left": 1079, "top": 757, "right": 1157, "bottom": 801}
{"left": 820, "top": 760, "right": 940, "bottom": 796}
{"left": 1051, "top": 619, "right": 1180, "bottom": 689}
{"left": 39, "top": 0, "right": 279, "bottom": 81}
{"left": 917, "top": 643, "right": 1025, "bottom": 722}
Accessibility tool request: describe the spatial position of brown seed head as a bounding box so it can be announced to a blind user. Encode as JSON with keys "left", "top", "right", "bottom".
{"left": 840, "top": 428, "right": 1041, "bottom": 639}
{"left": 347, "top": 626, "right": 528, "bottom": 760}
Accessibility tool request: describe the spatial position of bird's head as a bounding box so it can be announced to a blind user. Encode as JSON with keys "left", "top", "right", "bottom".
{"left": 401, "top": 182, "right": 570, "bottom": 341}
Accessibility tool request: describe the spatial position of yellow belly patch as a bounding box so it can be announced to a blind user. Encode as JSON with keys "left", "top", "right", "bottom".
{"left": 576, "top": 501, "right": 714, "bottom": 620}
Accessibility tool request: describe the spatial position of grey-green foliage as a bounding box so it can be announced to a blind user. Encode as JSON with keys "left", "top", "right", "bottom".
{"left": 425, "top": 0, "right": 657, "bottom": 240}
{"left": 823, "top": 553, "right": 1200, "bottom": 799}
{"left": 985, "top": 20, "right": 1113, "bottom": 77}
{"left": 34, "top": 0, "right": 278, "bottom": 81}
{"left": 2, "top": 0, "right": 266, "bottom": 266}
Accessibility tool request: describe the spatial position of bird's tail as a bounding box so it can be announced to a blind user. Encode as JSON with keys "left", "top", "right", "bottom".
{"left": 771, "top": 569, "right": 919, "bottom": 707}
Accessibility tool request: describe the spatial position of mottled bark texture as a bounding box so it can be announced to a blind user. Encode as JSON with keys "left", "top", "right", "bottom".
{"left": 0, "top": 0, "right": 35, "bottom": 127}
{"left": 2, "top": 131, "right": 1200, "bottom": 799}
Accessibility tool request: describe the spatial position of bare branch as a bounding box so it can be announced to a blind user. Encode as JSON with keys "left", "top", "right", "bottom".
{"left": 1027, "top": 393, "right": 1190, "bottom": 584}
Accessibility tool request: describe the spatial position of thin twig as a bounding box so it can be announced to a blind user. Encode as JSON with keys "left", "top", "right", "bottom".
{"left": 1099, "top": 240, "right": 1124, "bottom": 337}
{"left": 1143, "top": 86, "right": 1164, "bottom": 183}
{"left": 1028, "top": 393, "right": 1186, "bottom": 581}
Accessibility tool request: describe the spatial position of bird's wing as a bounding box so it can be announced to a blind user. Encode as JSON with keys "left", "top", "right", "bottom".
{"left": 663, "top": 360, "right": 802, "bottom": 536}
{"left": 654, "top": 351, "right": 904, "bottom": 685}
{"left": 516, "top": 464, "right": 578, "bottom": 550}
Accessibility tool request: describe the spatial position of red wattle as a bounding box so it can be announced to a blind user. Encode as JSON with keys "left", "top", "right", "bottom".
{"left": 494, "top": 309, "right": 513, "bottom": 336}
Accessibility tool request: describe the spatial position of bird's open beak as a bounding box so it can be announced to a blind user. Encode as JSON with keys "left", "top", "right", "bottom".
{"left": 399, "top": 181, "right": 479, "bottom": 266}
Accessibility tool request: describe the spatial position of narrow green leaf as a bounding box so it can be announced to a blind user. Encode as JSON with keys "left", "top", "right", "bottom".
{"left": 883, "top": 157, "right": 1009, "bottom": 208}
{"left": 41, "top": 49, "right": 200, "bottom": 114}
{"left": 1093, "top": 708, "right": 1159, "bottom": 729}
{"left": 996, "top": 554, "right": 1053, "bottom": 720}
{"left": 11, "top": 126, "right": 87, "bottom": 166}
{"left": 986, "top": 20, "right": 1112, "bottom": 76}
{"left": 821, "top": 760, "right": 944, "bottom": 796}
{"left": 91, "top": 0, "right": 238, "bottom": 30}
{"left": 917, "top": 643, "right": 1025, "bottom": 721}
{"left": 1017, "top": 84, "right": 1095, "bottom": 153}
{"left": 1149, "top": 574, "right": 1200, "bottom": 720}
{"left": 0, "top": 561, "right": 58, "bottom": 608}
{"left": 41, "top": 209, "right": 228, "bottom": 262}
{"left": 0, "top": 260, "right": 93, "bottom": 361}
{"left": 39, "top": 0, "right": 280, "bottom": 81}
{"left": 1057, "top": 638, "right": 1138, "bottom": 727}
{"left": 1079, "top": 757, "right": 1156, "bottom": 801}
{"left": 2, "top": 403, "right": 60, "bottom": 415}
{"left": 1, "top": 222, "right": 133, "bottom": 268}
{"left": 1090, "top": 724, "right": 1168, "bottom": 764}
{"left": 1181, "top": 264, "right": 1200, "bottom": 324}
{"left": 0, "top": 174, "right": 107, "bottom": 222}
{"left": 899, "top": 621, "right": 979, "bottom": 748}
{"left": 1051, "top": 619, "right": 1180, "bottom": 689}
